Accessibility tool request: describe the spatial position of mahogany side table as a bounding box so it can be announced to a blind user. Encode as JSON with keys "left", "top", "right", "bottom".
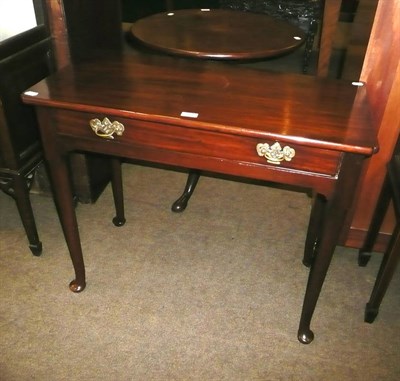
{"left": 22, "top": 53, "right": 377, "bottom": 344}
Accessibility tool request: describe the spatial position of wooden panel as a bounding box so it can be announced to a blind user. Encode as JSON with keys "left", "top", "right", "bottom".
{"left": 342, "top": 0, "right": 400, "bottom": 249}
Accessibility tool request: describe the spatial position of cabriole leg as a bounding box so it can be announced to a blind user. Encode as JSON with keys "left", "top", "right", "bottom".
{"left": 51, "top": 154, "right": 86, "bottom": 292}
{"left": 298, "top": 153, "right": 364, "bottom": 343}
{"left": 171, "top": 170, "right": 200, "bottom": 212}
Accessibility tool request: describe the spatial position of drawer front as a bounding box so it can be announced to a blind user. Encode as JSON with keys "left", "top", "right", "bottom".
{"left": 53, "top": 110, "right": 341, "bottom": 176}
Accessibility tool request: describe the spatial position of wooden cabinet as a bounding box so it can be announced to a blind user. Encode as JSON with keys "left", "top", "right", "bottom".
{"left": 341, "top": 0, "right": 400, "bottom": 251}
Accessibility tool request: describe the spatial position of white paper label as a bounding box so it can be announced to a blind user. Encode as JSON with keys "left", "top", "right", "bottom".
{"left": 180, "top": 111, "right": 199, "bottom": 118}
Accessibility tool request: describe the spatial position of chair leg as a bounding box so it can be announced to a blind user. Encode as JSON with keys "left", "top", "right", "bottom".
{"left": 171, "top": 170, "right": 200, "bottom": 213}
{"left": 365, "top": 225, "right": 400, "bottom": 323}
{"left": 358, "top": 174, "right": 392, "bottom": 267}
{"left": 12, "top": 175, "right": 42, "bottom": 256}
{"left": 303, "top": 193, "right": 325, "bottom": 267}
{"left": 110, "top": 158, "right": 126, "bottom": 227}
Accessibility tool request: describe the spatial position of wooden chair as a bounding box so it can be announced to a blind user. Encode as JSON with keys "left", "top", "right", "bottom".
{"left": 358, "top": 140, "right": 400, "bottom": 323}
{"left": 0, "top": 27, "right": 55, "bottom": 256}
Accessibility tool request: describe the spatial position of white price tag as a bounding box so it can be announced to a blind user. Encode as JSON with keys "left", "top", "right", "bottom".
{"left": 180, "top": 111, "right": 199, "bottom": 118}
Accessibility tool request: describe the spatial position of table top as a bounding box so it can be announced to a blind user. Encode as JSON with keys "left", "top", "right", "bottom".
{"left": 130, "top": 8, "right": 306, "bottom": 60}
{"left": 22, "top": 53, "right": 375, "bottom": 156}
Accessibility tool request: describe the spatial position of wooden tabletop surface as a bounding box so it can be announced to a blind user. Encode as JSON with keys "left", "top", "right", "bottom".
{"left": 23, "top": 52, "right": 375, "bottom": 156}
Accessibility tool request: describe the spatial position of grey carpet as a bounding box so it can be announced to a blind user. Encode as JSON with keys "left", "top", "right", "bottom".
{"left": 1, "top": 163, "right": 399, "bottom": 380}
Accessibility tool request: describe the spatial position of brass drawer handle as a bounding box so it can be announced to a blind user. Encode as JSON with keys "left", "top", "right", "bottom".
{"left": 89, "top": 117, "right": 125, "bottom": 139}
{"left": 256, "top": 142, "right": 295, "bottom": 165}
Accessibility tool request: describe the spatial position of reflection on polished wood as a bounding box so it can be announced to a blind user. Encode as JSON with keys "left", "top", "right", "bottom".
{"left": 22, "top": 52, "right": 377, "bottom": 343}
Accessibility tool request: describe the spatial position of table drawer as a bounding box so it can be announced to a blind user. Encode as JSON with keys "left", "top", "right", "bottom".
{"left": 53, "top": 110, "right": 341, "bottom": 176}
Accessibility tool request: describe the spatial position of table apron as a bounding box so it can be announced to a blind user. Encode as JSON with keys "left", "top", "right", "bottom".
{"left": 45, "top": 109, "right": 342, "bottom": 197}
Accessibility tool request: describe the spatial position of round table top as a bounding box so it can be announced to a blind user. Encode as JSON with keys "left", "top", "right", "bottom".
{"left": 130, "top": 9, "right": 306, "bottom": 61}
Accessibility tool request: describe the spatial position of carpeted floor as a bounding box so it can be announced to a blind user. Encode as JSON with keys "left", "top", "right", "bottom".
{"left": 1, "top": 163, "right": 399, "bottom": 381}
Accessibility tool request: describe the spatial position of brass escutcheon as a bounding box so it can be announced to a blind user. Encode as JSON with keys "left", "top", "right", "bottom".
{"left": 89, "top": 117, "right": 125, "bottom": 139}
